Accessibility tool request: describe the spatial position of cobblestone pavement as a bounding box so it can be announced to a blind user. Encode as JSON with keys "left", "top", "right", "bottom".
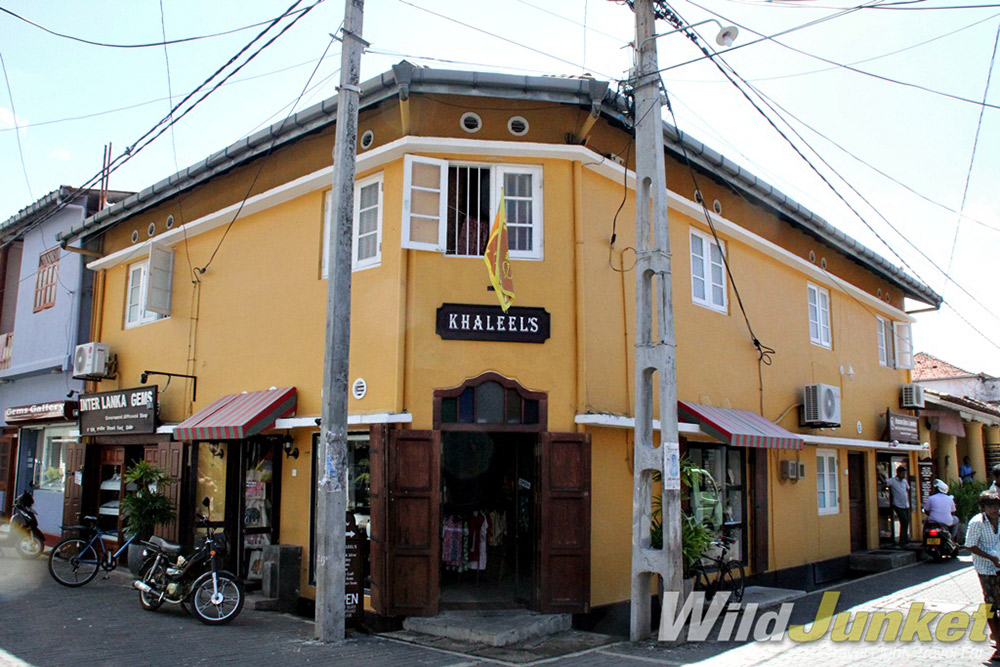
{"left": 0, "top": 547, "right": 989, "bottom": 666}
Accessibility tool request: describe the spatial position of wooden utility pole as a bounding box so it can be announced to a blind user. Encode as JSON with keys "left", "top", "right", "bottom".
{"left": 629, "top": 0, "right": 683, "bottom": 642}
{"left": 316, "top": 0, "right": 365, "bottom": 643}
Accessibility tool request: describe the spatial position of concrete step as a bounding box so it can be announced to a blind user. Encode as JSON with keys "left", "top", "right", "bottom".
{"left": 849, "top": 548, "right": 918, "bottom": 573}
{"left": 402, "top": 609, "right": 571, "bottom": 647}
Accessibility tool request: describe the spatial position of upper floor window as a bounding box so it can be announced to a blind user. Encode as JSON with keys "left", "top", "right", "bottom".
{"left": 125, "top": 244, "right": 173, "bottom": 328}
{"left": 33, "top": 248, "right": 60, "bottom": 312}
{"left": 876, "top": 316, "right": 914, "bottom": 369}
{"left": 323, "top": 172, "right": 384, "bottom": 277}
{"left": 690, "top": 228, "right": 727, "bottom": 312}
{"left": 877, "top": 316, "right": 891, "bottom": 367}
{"left": 807, "top": 283, "right": 832, "bottom": 348}
{"left": 401, "top": 155, "right": 543, "bottom": 260}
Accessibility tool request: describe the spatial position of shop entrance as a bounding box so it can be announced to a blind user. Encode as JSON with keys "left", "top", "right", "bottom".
{"left": 440, "top": 432, "right": 535, "bottom": 609}
{"left": 194, "top": 437, "right": 281, "bottom": 585}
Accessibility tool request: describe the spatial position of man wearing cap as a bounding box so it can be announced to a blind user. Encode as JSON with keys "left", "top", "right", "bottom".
{"left": 885, "top": 465, "right": 911, "bottom": 546}
{"left": 922, "top": 478, "right": 958, "bottom": 538}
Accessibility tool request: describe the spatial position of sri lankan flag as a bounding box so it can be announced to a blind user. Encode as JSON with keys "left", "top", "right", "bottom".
{"left": 483, "top": 188, "right": 515, "bottom": 312}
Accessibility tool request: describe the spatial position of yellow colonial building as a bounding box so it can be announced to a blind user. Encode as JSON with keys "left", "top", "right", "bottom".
{"left": 58, "top": 62, "right": 940, "bottom": 626}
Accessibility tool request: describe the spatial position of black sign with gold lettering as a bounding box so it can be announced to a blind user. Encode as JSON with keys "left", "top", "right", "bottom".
{"left": 436, "top": 303, "right": 550, "bottom": 344}
{"left": 79, "top": 386, "right": 158, "bottom": 436}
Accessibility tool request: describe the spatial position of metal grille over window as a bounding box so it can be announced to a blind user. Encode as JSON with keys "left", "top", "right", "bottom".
{"left": 447, "top": 166, "right": 490, "bottom": 256}
{"left": 34, "top": 247, "right": 60, "bottom": 312}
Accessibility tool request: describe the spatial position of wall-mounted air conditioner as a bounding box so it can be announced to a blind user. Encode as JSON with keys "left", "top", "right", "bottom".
{"left": 802, "top": 383, "right": 841, "bottom": 427}
{"left": 900, "top": 383, "right": 925, "bottom": 409}
{"left": 72, "top": 343, "right": 110, "bottom": 379}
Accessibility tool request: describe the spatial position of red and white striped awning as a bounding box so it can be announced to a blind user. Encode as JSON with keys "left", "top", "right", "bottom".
{"left": 173, "top": 387, "right": 296, "bottom": 441}
{"left": 678, "top": 401, "right": 803, "bottom": 450}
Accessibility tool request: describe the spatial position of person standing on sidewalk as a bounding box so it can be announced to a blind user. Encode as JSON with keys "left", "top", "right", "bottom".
{"left": 966, "top": 490, "right": 1000, "bottom": 661}
{"left": 885, "top": 465, "right": 911, "bottom": 546}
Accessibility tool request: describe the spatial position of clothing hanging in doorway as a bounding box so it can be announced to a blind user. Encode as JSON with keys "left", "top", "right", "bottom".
{"left": 442, "top": 511, "right": 490, "bottom": 572}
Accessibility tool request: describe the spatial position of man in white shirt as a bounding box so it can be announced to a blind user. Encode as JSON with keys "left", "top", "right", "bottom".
{"left": 885, "top": 465, "right": 911, "bottom": 546}
{"left": 922, "top": 479, "right": 958, "bottom": 537}
{"left": 965, "top": 490, "right": 1000, "bottom": 661}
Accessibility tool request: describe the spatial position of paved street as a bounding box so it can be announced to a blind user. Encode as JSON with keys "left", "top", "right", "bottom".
{"left": 0, "top": 548, "right": 991, "bottom": 666}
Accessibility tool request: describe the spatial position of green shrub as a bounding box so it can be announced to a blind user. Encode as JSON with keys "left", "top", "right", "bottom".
{"left": 120, "top": 461, "right": 176, "bottom": 540}
{"left": 949, "top": 478, "right": 989, "bottom": 523}
{"left": 649, "top": 457, "right": 718, "bottom": 577}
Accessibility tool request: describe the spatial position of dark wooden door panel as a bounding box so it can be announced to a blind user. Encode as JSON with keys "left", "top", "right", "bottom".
{"left": 848, "top": 452, "right": 867, "bottom": 552}
{"left": 538, "top": 432, "right": 590, "bottom": 614}
{"left": 369, "top": 425, "right": 387, "bottom": 614}
{"left": 62, "top": 441, "right": 86, "bottom": 530}
{"left": 385, "top": 430, "right": 440, "bottom": 617}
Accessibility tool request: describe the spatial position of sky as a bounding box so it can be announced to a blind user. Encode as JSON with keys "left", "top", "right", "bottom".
{"left": 1, "top": 0, "right": 998, "bottom": 376}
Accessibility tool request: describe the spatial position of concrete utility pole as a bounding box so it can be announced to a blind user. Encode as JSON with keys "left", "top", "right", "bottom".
{"left": 629, "top": 0, "right": 683, "bottom": 642}
{"left": 316, "top": 0, "right": 365, "bottom": 643}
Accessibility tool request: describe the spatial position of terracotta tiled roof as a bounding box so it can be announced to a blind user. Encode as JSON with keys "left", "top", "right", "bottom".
{"left": 913, "top": 352, "right": 973, "bottom": 381}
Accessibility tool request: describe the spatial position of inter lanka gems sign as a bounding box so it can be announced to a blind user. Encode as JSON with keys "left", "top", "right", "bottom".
{"left": 436, "top": 303, "right": 551, "bottom": 344}
{"left": 79, "top": 386, "right": 158, "bottom": 436}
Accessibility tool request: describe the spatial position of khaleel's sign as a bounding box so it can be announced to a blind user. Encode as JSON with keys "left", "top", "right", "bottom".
{"left": 79, "top": 386, "right": 158, "bottom": 436}
{"left": 436, "top": 303, "right": 551, "bottom": 344}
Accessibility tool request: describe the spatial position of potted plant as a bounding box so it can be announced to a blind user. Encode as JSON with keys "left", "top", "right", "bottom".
{"left": 949, "top": 477, "right": 988, "bottom": 545}
{"left": 650, "top": 458, "right": 718, "bottom": 592}
{"left": 120, "top": 460, "right": 176, "bottom": 574}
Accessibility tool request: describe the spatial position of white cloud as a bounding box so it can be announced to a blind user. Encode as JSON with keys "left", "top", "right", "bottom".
{"left": 0, "top": 107, "right": 28, "bottom": 136}
{"left": 51, "top": 148, "right": 70, "bottom": 161}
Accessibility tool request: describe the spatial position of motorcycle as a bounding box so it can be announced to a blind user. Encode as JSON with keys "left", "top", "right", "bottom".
{"left": 0, "top": 486, "right": 45, "bottom": 558}
{"left": 132, "top": 503, "right": 244, "bottom": 625}
{"left": 923, "top": 519, "right": 960, "bottom": 562}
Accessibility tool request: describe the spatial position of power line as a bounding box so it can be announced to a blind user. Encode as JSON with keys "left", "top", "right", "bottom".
{"left": 196, "top": 34, "right": 338, "bottom": 275}
{"left": 676, "top": 0, "right": 1000, "bottom": 111}
{"left": 0, "top": 51, "right": 341, "bottom": 133}
{"left": 0, "top": 4, "right": 309, "bottom": 49}
{"left": 943, "top": 20, "right": 1000, "bottom": 293}
{"left": 159, "top": 0, "right": 180, "bottom": 171}
{"left": 662, "top": 2, "right": 1000, "bottom": 336}
{"left": 0, "top": 49, "right": 32, "bottom": 200}
{"left": 392, "top": 0, "right": 617, "bottom": 79}
{"left": 6, "top": 0, "right": 320, "bottom": 245}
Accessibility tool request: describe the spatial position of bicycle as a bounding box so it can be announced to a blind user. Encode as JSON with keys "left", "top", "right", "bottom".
{"left": 48, "top": 516, "right": 139, "bottom": 587}
{"left": 690, "top": 534, "right": 745, "bottom": 603}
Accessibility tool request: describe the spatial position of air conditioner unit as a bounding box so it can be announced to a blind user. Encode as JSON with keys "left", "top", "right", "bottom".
{"left": 900, "top": 383, "right": 925, "bottom": 409}
{"left": 780, "top": 460, "right": 799, "bottom": 480}
{"left": 72, "top": 343, "right": 110, "bottom": 379}
{"left": 802, "top": 383, "right": 841, "bottom": 427}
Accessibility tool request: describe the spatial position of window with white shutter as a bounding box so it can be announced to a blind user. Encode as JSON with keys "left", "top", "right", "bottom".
{"left": 894, "top": 321, "right": 914, "bottom": 369}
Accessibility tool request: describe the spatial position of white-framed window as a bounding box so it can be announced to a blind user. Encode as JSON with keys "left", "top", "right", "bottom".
{"left": 401, "top": 155, "right": 543, "bottom": 260}
{"left": 323, "top": 173, "right": 384, "bottom": 277}
{"left": 807, "top": 283, "right": 832, "bottom": 348}
{"left": 876, "top": 316, "right": 892, "bottom": 367}
{"left": 689, "top": 228, "right": 727, "bottom": 312}
{"left": 125, "top": 245, "right": 173, "bottom": 328}
{"left": 816, "top": 449, "right": 839, "bottom": 515}
{"left": 893, "top": 321, "right": 914, "bottom": 370}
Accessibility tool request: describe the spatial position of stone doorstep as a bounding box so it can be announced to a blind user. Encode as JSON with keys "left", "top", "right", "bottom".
{"left": 402, "top": 609, "right": 572, "bottom": 647}
{"left": 849, "top": 549, "right": 918, "bottom": 574}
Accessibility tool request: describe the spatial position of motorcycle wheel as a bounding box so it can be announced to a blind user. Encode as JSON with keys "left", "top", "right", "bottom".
{"left": 138, "top": 560, "right": 164, "bottom": 611}
{"left": 190, "top": 573, "right": 244, "bottom": 625}
{"left": 16, "top": 530, "right": 43, "bottom": 559}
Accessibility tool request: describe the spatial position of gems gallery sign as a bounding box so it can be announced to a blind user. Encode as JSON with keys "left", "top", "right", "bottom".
{"left": 79, "top": 386, "right": 158, "bottom": 435}
{"left": 436, "top": 303, "right": 551, "bottom": 344}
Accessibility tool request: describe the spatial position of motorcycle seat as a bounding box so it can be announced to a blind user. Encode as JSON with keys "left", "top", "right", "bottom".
{"left": 148, "top": 535, "right": 183, "bottom": 555}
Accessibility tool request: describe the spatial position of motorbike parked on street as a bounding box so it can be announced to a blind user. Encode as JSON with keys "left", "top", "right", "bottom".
{"left": 0, "top": 486, "right": 45, "bottom": 558}
{"left": 132, "top": 500, "right": 244, "bottom": 625}
{"left": 922, "top": 519, "right": 960, "bottom": 562}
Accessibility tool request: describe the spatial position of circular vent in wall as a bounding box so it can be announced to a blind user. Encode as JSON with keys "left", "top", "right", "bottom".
{"left": 352, "top": 378, "right": 368, "bottom": 400}
{"left": 360, "top": 130, "right": 374, "bottom": 150}
{"left": 507, "top": 116, "right": 529, "bottom": 136}
{"left": 460, "top": 112, "right": 482, "bottom": 133}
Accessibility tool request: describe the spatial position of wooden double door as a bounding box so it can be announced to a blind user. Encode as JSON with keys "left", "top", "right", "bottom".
{"left": 368, "top": 427, "right": 591, "bottom": 617}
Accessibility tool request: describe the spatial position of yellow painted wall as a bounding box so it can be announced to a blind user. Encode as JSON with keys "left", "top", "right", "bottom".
{"left": 88, "top": 92, "right": 921, "bottom": 609}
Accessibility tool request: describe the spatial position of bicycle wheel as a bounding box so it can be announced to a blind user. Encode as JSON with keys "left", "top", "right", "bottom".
{"left": 49, "top": 539, "right": 100, "bottom": 587}
{"left": 690, "top": 565, "right": 711, "bottom": 599}
{"left": 719, "top": 560, "right": 745, "bottom": 604}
